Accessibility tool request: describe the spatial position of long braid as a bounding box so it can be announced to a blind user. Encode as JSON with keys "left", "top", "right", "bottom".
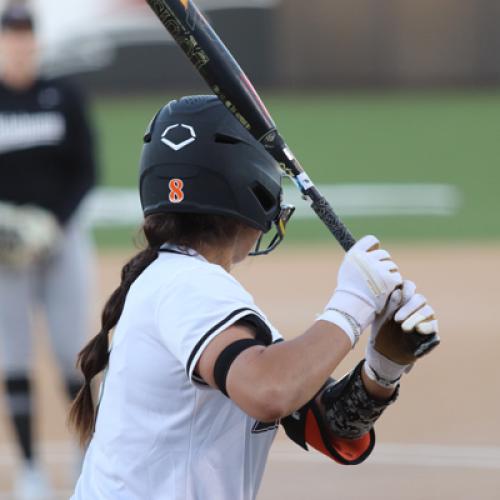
{"left": 69, "top": 212, "right": 244, "bottom": 446}
{"left": 69, "top": 247, "right": 158, "bottom": 445}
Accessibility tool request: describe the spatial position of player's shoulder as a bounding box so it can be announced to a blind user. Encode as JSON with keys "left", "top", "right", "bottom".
{"left": 154, "top": 250, "right": 252, "bottom": 301}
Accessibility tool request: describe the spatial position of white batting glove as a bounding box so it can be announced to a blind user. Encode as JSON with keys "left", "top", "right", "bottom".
{"left": 365, "top": 280, "right": 440, "bottom": 388}
{"left": 317, "top": 235, "right": 403, "bottom": 347}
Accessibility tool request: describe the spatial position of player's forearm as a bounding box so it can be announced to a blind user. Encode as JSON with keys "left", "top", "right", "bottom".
{"left": 360, "top": 367, "right": 397, "bottom": 400}
{"left": 226, "top": 236, "right": 405, "bottom": 422}
{"left": 227, "top": 321, "right": 351, "bottom": 420}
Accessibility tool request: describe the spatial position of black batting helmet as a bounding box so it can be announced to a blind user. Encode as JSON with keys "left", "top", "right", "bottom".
{"left": 139, "top": 95, "right": 294, "bottom": 255}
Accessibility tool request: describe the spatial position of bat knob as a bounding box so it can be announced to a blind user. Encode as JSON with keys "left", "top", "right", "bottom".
{"left": 407, "top": 331, "right": 441, "bottom": 358}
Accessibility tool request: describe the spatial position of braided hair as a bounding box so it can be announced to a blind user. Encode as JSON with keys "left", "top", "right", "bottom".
{"left": 69, "top": 213, "right": 245, "bottom": 445}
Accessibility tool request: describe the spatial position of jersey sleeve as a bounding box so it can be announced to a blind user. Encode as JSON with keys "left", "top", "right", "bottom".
{"left": 155, "top": 266, "right": 274, "bottom": 384}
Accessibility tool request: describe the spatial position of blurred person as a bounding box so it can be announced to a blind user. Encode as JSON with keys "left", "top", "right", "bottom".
{"left": 69, "top": 96, "right": 439, "bottom": 500}
{"left": 0, "top": 2, "right": 97, "bottom": 498}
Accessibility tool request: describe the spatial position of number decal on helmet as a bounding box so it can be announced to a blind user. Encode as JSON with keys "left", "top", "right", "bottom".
{"left": 169, "top": 179, "right": 184, "bottom": 204}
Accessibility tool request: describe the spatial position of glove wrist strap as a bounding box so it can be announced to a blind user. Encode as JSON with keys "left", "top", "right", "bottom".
{"left": 363, "top": 362, "right": 401, "bottom": 389}
{"left": 364, "top": 342, "right": 412, "bottom": 389}
{"left": 317, "top": 308, "right": 361, "bottom": 348}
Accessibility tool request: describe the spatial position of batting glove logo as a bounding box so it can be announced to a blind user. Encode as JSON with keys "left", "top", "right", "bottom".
{"left": 161, "top": 124, "right": 197, "bottom": 151}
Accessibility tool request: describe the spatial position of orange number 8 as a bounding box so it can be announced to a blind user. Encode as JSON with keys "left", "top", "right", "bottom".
{"left": 169, "top": 178, "right": 184, "bottom": 204}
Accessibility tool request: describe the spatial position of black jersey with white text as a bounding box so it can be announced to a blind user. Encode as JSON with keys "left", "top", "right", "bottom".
{"left": 0, "top": 78, "right": 97, "bottom": 224}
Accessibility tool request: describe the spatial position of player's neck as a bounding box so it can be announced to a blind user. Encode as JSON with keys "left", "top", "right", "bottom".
{"left": 195, "top": 227, "right": 258, "bottom": 272}
{"left": 197, "top": 245, "right": 234, "bottom": 272}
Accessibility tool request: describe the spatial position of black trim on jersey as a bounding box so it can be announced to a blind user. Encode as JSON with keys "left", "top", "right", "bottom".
{"left": 186, "top": 308, "right": 273, "bottom": 378}
{"left": 192, "top": 373, "right": 209, "bottom": 386}
{"left": 252, "top": 420, "right": 280, "bottom": 434}
{"left": 214, "top": 338, "right": 266, "bottom": 396}
{"left": 235, "top": 315, "right": 273, "bottom": 343}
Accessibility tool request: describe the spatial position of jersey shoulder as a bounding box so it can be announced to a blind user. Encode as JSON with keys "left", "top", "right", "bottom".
{"left": 152, "top": 252, "right": 254, "bottom": 311}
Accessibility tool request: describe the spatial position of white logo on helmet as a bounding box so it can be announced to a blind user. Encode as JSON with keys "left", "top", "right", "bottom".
{"left": 161, "top": 124, "right": 196, "bottom": 151}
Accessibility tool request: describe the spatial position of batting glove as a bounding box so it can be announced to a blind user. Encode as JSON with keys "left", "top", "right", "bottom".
{"left": 318, "top": 235, "right": 402, "bottom": 347}
{"left": 364, "top": 280, "right": 440, "bottom": 388}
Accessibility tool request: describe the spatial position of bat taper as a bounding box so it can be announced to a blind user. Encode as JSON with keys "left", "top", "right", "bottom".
{"left": 145, "top": 0, "right": 440, "bottom": 356}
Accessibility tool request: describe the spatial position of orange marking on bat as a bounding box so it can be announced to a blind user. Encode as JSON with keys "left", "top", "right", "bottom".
{"left": 180, "top": 0, "right": 189, "bottom": 9}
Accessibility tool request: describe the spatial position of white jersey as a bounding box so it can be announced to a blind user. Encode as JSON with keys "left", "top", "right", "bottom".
{"left": 72, "top": 247, "right": 282, "bottom": 500}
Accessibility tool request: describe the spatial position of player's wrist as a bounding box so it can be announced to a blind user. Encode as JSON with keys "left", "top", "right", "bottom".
{"left": 364, "top": 341, "right": 411, "bottom": 389}
{"left": 322, "top": 290, "right": 375, "bottom": 332}
{"left": 317, "top": 308, "right": 362, "bottom": 347}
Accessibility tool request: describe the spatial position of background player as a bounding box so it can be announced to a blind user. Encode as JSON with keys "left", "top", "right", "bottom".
{"left": 0, "top": 2, "right": 97, "bottom": 497}
{"left": 69, "top": 96, "right": 439, "bottom": 500}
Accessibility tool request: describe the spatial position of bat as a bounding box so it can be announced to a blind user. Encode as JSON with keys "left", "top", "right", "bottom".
{"left": 145, "top": 0, "right": 440, "bottom": 356}
{"left": 145, "top": 0, "right": 355, "bottom": 251}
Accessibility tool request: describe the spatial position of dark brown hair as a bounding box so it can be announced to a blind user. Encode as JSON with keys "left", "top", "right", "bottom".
{"left": 69, "top": 212, "right": 245, "bottom": 445}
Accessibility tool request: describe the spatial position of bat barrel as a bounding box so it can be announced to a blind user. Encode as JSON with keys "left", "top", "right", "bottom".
{"left": 146, "top": 0, "right": 276, "bottom": 139}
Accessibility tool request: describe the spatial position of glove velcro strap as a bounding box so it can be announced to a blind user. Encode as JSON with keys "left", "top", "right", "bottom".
{"left": 363, "top": 361, "right": 402, "bottom": 389}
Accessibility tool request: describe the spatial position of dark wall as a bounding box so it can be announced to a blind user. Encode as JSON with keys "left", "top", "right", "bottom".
{"left": 76, "top": 8, "right": 279, "bottom": 94}
{"left": 75, "top": 1, "right": 500, "bottom": 94}
{"left": 276, "top": 0, "right": 500, "bottom": 87}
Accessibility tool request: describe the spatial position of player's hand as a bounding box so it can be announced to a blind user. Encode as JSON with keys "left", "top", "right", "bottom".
{"left": 364, "top": 280, "right": 440, "bottom": 388}
{"left": 318, "top": 235, "right": 402, "bottom": 347}
{"left": 0, "top": 202, "right": 62, "bottom": 269}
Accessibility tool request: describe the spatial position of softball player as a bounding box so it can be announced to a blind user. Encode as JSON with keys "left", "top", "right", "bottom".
{"left": 70, "top": 96, "right": 439, "bottom": 500}
{"left": 0, "top": 3, "right": 96, "bottom": 497}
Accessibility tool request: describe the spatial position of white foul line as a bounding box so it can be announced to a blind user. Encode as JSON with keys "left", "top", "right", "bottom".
{"left": 269, "top": 441, "right": 500, "bottom": 470}
{"left": 0, "top": 440, "right": 499, "bottom": 471}
{"left": 0, "top": 441, "right": 498, "bottom": 497}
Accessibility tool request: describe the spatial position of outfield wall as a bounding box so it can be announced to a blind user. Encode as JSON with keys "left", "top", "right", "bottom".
{"left": 11, "top": 0, "right": 500, "bottom": 91}
{"left": 277, "top": 0, "right": 500, "bottom": 87}
{"left": 31, "top": 0, "right": 500, "bottom": 92}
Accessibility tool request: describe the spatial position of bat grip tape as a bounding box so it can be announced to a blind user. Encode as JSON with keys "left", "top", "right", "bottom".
{"left": 310, "top": 196, "right": 356, "bottom": 251}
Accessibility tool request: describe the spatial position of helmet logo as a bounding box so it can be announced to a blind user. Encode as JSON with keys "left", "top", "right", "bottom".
{"left": 169, "top": 178, "right": 185, "bottom": 204}
{"left": 161, "top": 124, "right": 197, "bottom": 151}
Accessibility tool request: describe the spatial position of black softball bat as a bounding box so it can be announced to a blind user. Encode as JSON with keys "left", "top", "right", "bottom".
{"left": 145, "top": 0, "right": 440, "bottom": 357}
{"left": 145, "top": 0, "right": 355, "bottom": 251}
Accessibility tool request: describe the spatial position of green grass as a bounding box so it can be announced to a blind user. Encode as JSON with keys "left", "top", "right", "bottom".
{"left": 91, "top": 90, "right": 500, "bottom": 246}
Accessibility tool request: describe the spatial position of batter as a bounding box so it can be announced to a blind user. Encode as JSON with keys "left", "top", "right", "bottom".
{"left": 70, "top": 96, "right": 438, "bottom": 500}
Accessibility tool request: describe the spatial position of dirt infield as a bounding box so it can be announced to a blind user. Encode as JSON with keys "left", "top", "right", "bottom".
{"left": 0, "top": 243, "right": 499, "bottom": 499}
